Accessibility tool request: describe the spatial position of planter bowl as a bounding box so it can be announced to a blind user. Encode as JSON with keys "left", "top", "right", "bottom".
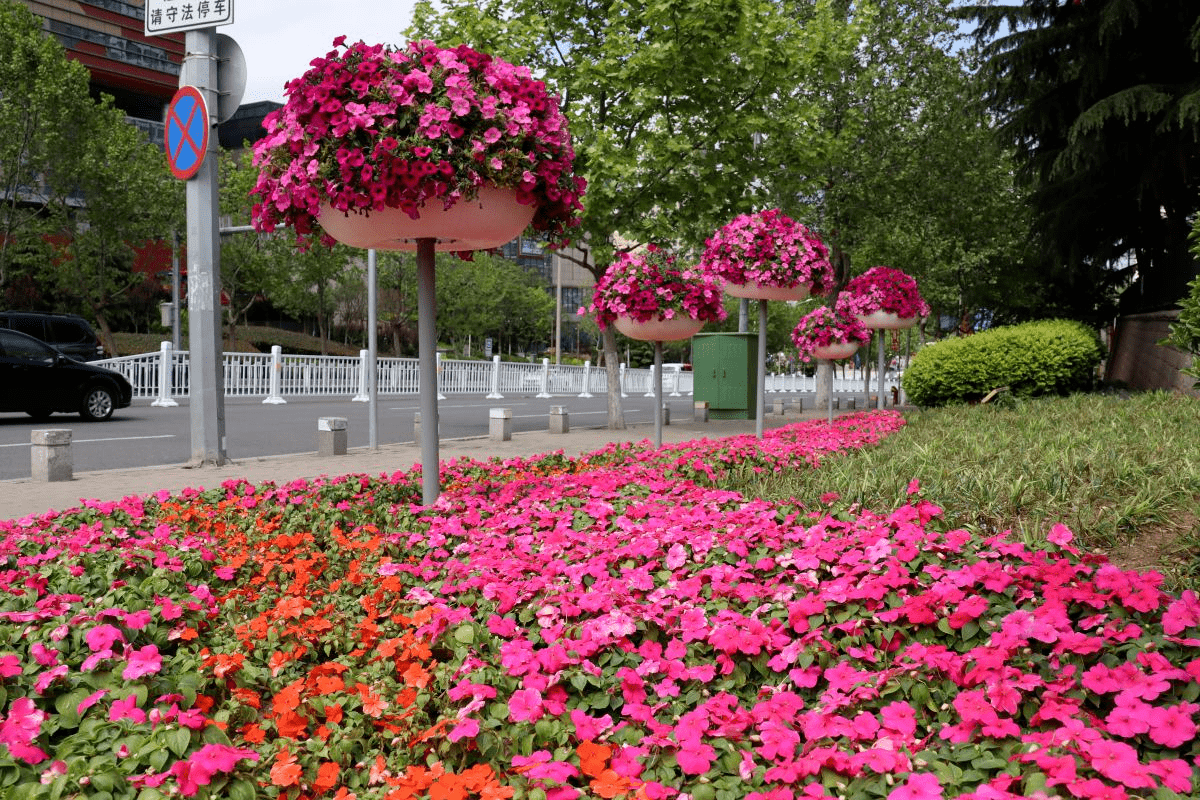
{"left": 614, "top": 315, "right": 704, "bottom": 342}
{"left": 857, "top": 311, "right": 918, "bottom": 329}
{"left": 318, "top": 186, "right": 535, "bottom": 251}
{"left": 811, "top": 342, "right": 859, "bottom": 360}
{"left": 724, "top": 281, "right": 811, "bottom": 302}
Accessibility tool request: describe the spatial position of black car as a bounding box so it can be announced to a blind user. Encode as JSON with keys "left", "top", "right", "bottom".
{"left": 0, "top": 311, "right": 106, "bottom": 361}
{"left": 0, "top": 328, "right": 132, "bottom": 421}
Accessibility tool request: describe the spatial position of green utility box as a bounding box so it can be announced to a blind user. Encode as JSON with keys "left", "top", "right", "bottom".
{"left": 692, "top": 332, "right": 757, "bottom": 419}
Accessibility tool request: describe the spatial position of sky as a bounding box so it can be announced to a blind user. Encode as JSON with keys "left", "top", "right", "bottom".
{"left": 219, "top": 1, "right": 418, "bottom": 105}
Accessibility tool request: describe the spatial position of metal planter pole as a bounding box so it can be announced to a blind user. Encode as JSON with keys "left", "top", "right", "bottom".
{"left": 416, "top": 238, "right": 439, "bottom": 504}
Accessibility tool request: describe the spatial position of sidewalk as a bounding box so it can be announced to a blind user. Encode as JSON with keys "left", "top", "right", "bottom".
{"left": 1, "top": 407, "right": 851, "bottom": 522}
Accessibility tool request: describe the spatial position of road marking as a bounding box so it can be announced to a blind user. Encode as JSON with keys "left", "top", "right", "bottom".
{"left": 0, "top": 434, "right": 176, "bottom": 448}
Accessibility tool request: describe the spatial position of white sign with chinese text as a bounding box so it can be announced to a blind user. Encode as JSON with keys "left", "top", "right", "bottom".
{"left": 145, "top": 0, "right": 234, "bottom": 35}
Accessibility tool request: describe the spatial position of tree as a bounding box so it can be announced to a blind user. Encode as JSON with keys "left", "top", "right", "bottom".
{"left": 962, "top": 0, "right": 1200, "bottom": 320}
{"left": 52, "top": 95, "right": 181, "bottom": 354}
{"left": 0, "top": 2, "right": 88, "bottom": 292}
{"left": 408, "top": 0, "right": 866, "bottom": 426}
{"left": 264, "top": 242, "right": 361, "bottom": 353}
{"left": 218, "top": 150, "right": 276, "bottom": 346}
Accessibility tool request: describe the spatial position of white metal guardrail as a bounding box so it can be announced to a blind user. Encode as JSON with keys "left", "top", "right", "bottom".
{"left": 96, "top": 343, "right": 892, "bottom": 404}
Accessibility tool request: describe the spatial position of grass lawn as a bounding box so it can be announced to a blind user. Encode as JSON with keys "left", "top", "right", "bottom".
{"left": 736, "top": 391, "right": 1200, "bottom": 591}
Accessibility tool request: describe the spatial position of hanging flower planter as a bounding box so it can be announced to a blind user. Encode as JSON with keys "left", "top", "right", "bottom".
{"left": 811, "top": 342, "right": 860, "bottom": 360}
{"left": 723, "top": 281, "right": 812, "bottom": 302}
{"left": 584, "top": 245, "right": 726, "bottom": 340}
{"left": 856, "top": 310, "right": 918, "bottom": 330}
{"left": 700, "top": 209, "right": 834, "bottom": 300}
{"left": 840, "top": 266, "right": 929, "bottom": 329}
{"left": 250, "top": 38, "right": 585, "bottom": 250}
{"left": 613, "top": 315, "right": 705, "bottom": 342}
{"left": 316, "top": 187, "right": 534, "bottom": 251}
{"left": 791, "top": 305, "right": 872, "bottom": 363}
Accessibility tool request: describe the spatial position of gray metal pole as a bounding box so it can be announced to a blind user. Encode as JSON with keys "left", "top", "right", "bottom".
{"left": 183, "top": 28, "right": 227, "bottom": 466}
{"left": 756, "top": 299, "right": 767, "bottom": 439}
{"left": 367, "top": 249, "right": 378, "bottom": 450}
{"left": 653, "top": 340, "right": 663, "bottom": 448}
{"left": 416, "top": 238, "right": 439, "bottom": 504}
{"left": 171, "top": 230, "right": 181, "bottom": 352}
{"left": 877, "top": 329, "right": 886, "bottom": 409}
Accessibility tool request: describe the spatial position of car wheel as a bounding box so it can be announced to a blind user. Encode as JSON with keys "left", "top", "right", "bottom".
{"left": 24, "top": 409, "right": 52, "bottom": 421}
{"left": 80, "top": 385, "right": 115, "bottom": 421}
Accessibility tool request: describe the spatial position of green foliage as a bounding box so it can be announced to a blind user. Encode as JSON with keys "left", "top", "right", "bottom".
{"left": 901, "top": 319, "right": 1102, "bottom": 407}
{"left": 0, "top": 2, "right": 91, "bottom": 289}
{"left": 961, "top": 0, "right": 1200, "bottom": 318}
{"left": 1163, "top": 276, "right": 1200, "bottom": 387}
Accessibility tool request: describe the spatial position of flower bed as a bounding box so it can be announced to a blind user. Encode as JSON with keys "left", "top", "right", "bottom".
{"left": 3, "top": 411, "right": 1200, "bottom": 800}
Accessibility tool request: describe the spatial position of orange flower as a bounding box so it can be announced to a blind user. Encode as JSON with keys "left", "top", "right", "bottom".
{"left": 590, "top": 769, "right": 633, "bottom": 798}
{"left": 577, "top": 741, "right": 613, "bottom": 778}
{"left": 270, "top": 749, "right": 303, "bottom": 787}
{"left": 314, "top": 761, "right": 340, "bottom": 793}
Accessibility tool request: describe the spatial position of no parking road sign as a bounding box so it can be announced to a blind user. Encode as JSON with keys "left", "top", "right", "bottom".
{"left": 166, "top": 86, "right": 210, "bottom": 180}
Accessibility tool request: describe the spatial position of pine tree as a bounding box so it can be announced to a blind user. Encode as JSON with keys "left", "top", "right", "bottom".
{"left": 963, "top": 0, "right": 1200, "bottom": 319}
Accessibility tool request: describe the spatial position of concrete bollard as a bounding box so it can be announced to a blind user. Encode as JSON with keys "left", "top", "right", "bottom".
{"left": 773, "top": 398, "right": 786, "bottom": 415}
{"left": 489, "top": 407, "right": 512, "bottom": 442}
{"left": 794, "top": 396, "right": 803, "bottom": 413}
{"left": 848, "top": 398, "right": 857, "bottom": 410}
{"left": 832, "top": 398, "right": 841, "bottom": 410}
{"left": 661, "top": 404, "right": 671, "bottom": 426}
{"left": 549, "top": 406, "right": 569, "bottom": 434}
{"left": 694, "top": 400, "right": 709, "bottom": 422}
{"left": 318, "top": 417, "right": 348, "bottom": 457}
{"left": 31, "top": 429, "right": 73, "bottom": 482}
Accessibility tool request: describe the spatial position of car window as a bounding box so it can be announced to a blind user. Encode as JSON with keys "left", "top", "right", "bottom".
{"left": 0, "top": 330, "right": 55, "bottom": 363}
{"left": 50, "top": 318, "right": 89, "bottom": 343}
{"left": 6, "top": 316, "right": 46, "bottom": 340}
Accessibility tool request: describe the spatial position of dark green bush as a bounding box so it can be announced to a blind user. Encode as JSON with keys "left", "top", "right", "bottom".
{"left": 902, "top": 319, "right": 1102, "bottom": 407}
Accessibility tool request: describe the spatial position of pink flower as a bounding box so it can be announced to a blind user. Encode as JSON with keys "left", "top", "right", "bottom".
{"left": 77, "top": 690, "right": 107, "bottom": 716}
{"left": 1145, "top": 702, "right": 1198, "bottom": 748}
{"left": 448, "top": 717, "right": 479, "bottom": 742}
{"left": 122, "top": 645, "right": 163, "bottom": 680}
{"left": 108, "top": 694, "right": 147, "bottom": 724}
{"left": 508, "top": 688, "right": 544, "bottom": 722}
{"left": 887, "top": 772, "right": 943, "bottom": 800}
{"left": 85, "top": 625, "right": 124, "bottom": 652}
{"left": 0, "top": 697, "right": 48, "bottom": 764}
{"left": 0, "top": 654, "right": 20, "bottom": 677}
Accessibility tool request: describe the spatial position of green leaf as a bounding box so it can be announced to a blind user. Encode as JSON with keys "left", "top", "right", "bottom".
{"left": 165, "top": 726, "right": 192, "bottom": 757}
{"left": 453, "top": 624, "right": 475, "bottom": 645}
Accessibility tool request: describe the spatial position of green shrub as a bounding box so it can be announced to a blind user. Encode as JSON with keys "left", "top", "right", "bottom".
{"left": 902, "top": 319, "right": 1102, "bottom": 406}
{"left": 1161, "top": 274, "right": 1200, "bottom": 388}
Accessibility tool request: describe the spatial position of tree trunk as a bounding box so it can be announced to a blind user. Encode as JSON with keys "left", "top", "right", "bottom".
{"left": 601, "top": 325, "right": 625, "bottom": 430}
{"left": 815, "top": 361, "right": 831, "bottom": 410}
{"left": 92, "top": 310, "right": 118, "bottom": 358}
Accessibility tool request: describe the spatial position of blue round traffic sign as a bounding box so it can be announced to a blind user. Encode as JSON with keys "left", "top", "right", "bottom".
{"left": 166, "top": 86, "right": 210, "bottom": 180}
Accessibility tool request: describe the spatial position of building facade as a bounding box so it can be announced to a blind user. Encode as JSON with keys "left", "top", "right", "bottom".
{"left": 18, "top": 1, "right": 184, "bottom": 146}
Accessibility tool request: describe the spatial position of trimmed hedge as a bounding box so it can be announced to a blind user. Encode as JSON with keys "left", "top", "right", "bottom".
{"left": 902, "top": 319, "right": 1102, "bottom": 407}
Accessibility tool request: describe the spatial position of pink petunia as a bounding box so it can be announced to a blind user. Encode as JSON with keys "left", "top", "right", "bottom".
{"left": 0, "top": 697, "right": 48, "bottom": 764}
{"left": 507, "top": 688, "right": 543, "bottom": 723}
{"left": 887, "top": 772, "right": 943, "bottom": 800}
{"left": 675, "top": 737, "right": 716, "bottom": 775}
{"left": 85, "top": 625, "right": 125, "bottom": 652}
{"left": 77, "top": 689, "right": 108, "bottom": 716}
{"left": 448, "top": 718, "right": 479, "bottom": 742}
{"left": 1145, "top": 702, "right": 1199, "bottom": 748}
{"left": 108, "top": 694, "right": 147, "bottom": 724}
{"left": 122, "top": 645, "right": 163, "bottom": 680}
